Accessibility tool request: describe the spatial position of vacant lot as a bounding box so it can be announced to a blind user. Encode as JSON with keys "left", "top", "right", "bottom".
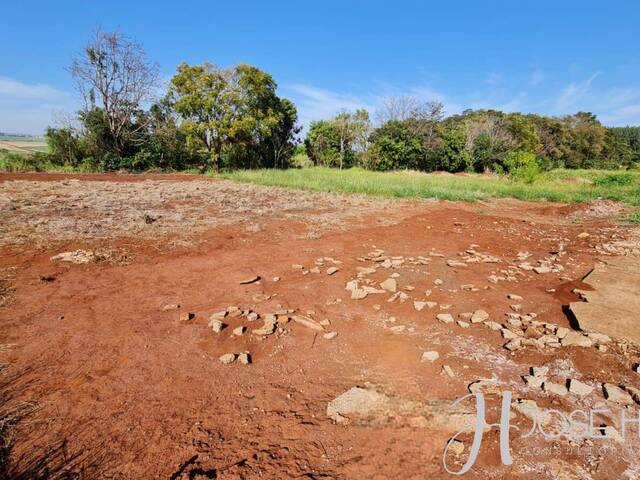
{"left": 1, "top": 173, "right": 640, "bottom": 479}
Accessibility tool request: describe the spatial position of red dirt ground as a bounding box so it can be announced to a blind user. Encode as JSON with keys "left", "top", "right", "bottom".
{"left": 1, "top": 173, "right": 639, "bottom": 479}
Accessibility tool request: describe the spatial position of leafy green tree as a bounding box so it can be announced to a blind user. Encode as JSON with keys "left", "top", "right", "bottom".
{"left": 503, "top": 151, "right": 540, "bottom": 183}
{"left": 169, "top": 62, "right": 237, "bottom": 172}
{"left": 366, "top": 121, "right": 425, "bottom": 171}
{"left": 305, "top": 120, "right": 344, "bottom": 167}
{"left": 434, "top": 128, "right": 472, "bottom": 172}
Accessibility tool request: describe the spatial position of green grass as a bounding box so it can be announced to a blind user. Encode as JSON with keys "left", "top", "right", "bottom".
{"left": 625, "top": 210, "right": 640, "bottom": 224}
{"left": 222, "top": 167, "right": 640, "bottom": 206}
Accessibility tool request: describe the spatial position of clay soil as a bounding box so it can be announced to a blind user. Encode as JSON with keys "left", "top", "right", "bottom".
{"left": 1, "top": 173, "right": 640, "bottom": 479}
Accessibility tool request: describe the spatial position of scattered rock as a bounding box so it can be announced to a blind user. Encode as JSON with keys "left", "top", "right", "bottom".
{"left": 50, "top": 250, "right": 96, "bottom": 264}
{"left": 560, "top": 331, "right": 593, "bottom": 347}
{"left": 577, "top": 232, "right": 590, "bottom": 239}
{"left": 238, "top": 352, "right": 251, "bottom": 365}
{"left": 292, "top": 315, "right": 325, "bottom": 331}
{"left": 447, "top": 439, "right": 464, "bottom": 456}
{"left": 543, "top": 382, "right": 567, "bottom": 396}
{"left": 219, "top": 353, "right": 236, "bottom": 365}
{"left": 442, "top": 365, "right": 455, "bottom": 377}
{"left": 179, "top": 312, "right": 194, "bottom": 322}
{"left": 533, "top": 266, "right": 552, "bottom": 274}
{"left": 232, "top": 326, "right": 246, "bottom": 336}
{"left": 603, "top": 383, "right": 634, "bottom": 405}
{"left": 436, "top": 313, "right": 454, "bottom": 324}
{"left": 209, "top": 319, "right": 226, "bottom": 333}
{"left": 569, "top": 379, "right": 594, "bottom": 397}
{"left": 162, "top": 304, "right": 180, "bottom": 311}
{"left": 239, "top": 275, "right": 261, "bottom": 284}
{"left": 380, "top": 278, "right": 397, "bottom": 292}
{"left": 421, "top": 351, "right": 440, "bottom": 362}
{"left": 326, "top": 267, "right": 339, "bottom": 275}
{"left": 457, "top": 321, "right": 470, "bottom": 328}
{"left": 507, "top": 293, "right": 523, "bottom": 301}
{"left": 471, "top": 310, "right": 489, "bottom": 323}
{"left": 324, "top": 331, "right": 338, "bottom": 340}
{"left": 414, "top": 301, "right": 428, "bottom": 311}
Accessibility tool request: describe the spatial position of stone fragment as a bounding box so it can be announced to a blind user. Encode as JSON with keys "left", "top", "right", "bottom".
{"left": 324, "top": 331, "right": 338, "bottom": 340}
{"left": 436, "top": 313, "right": 454, "bottom": 324}
{"left": 569, "top": 379, "right": 594, "bottom": 396}
{"left": 603, "top": 383, "right": 635, "bottom": 405}
{"left": 543, "top": 382, "right": 567, "bottom": 396}
{"left": 442, "top": 365, "right": 455, "bottom": 377}
{"left": 533, "top": 266, "right": 551, "bottom": 274}
{"left": 504, "top": 339, "right": 522, "bottom": 351}
{"left": 292, "top": 315, "right": 325, "bottom": 331}
{"left": 162, "top": 304, "right": 180, "bottom": 311}
{"left": 238, "top": 352, "right": 251, "bottom": 364}
{"left": 179, "top": 312, "right": 194, "bottom": 322}
{"left": 507, "top": 294, "right": 523, "bottom": 301}
{"left": 457, "top": 321, "right": 470, "bottom": 328}
{"left": 560, "top": 331, "right": 593, "bottom": 347}
{"left": 233, "top": 326, "right": 246, "bottom": 336}
{"left": 219, "top": 353, "right": 236, "bottom": 365}
{"left": 447, "top": 439, "right": 464, "bottom": 456}
{"left": 326, "top": 267, "right": 339, "bottom": 275}
{"left": 471, "top": 310, "right": 489, "bottom": 323}
{"left": 209, "top": 319, "right": 225, "bottom": 333}
{"left": 421, "top": 351, "right": 440, "bottom": 362}
{"left": 239, "top": 275, "right": 261, "bottom": 284}
{"left": 380, "top": 278, "right": 397, "bottom": 292}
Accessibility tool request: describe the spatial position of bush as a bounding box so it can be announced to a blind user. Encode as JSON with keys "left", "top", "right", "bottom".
{"left": 504, "top": 151, "right": 540, "bottom": 183}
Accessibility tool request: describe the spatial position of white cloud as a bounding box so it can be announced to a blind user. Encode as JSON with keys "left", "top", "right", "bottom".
{"left": 0, "top": 76, "right": 75, "bottom": 133}
{"left": 0, "top": 76, "right": 67, "bottom": 100}
{"left": 553, "top": 72, "right": 601, "bottom": 112}
{"left": 284, "top": 83, "right": 376, "bottom": 129}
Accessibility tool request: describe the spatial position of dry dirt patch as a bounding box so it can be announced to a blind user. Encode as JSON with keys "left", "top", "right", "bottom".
{"left": 0, "top": 177, "right": 412, "bottom": 247}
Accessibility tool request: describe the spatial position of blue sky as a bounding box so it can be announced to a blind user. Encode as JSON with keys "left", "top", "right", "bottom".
{"left": 2, "top": 0, "right": 640, "bottom": 134}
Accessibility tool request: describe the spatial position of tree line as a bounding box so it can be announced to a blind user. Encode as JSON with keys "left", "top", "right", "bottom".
{"left": 42, "top": 30, "right": 640, "bottom": 174}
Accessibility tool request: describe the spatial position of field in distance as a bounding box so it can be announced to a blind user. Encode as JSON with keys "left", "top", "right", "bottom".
{"left": 0, "top": 134, "right": 48, "bottom": 153}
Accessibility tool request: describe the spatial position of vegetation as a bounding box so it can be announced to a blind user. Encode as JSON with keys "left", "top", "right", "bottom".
{"left": 2, "top": 30, "right": 640, "bottom": 185}
{"left": 224, "top": 167, "right": 640, "bottom": 205}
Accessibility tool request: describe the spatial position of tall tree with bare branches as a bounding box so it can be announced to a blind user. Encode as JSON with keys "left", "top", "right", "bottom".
{"left": 70, "top": 30, "right": 159, "bottom": 155}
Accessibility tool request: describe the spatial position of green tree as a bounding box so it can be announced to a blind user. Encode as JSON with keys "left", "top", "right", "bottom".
{"left": 366, "top": 120, "right": 425, "bottom": 171}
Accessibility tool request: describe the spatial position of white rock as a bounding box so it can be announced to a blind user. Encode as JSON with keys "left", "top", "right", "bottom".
{"left": 603, "top": 383, "right": 635, "bottom": 405}
{"left": 436, "top": 313, "right": 454, "bottom": 324}
{"left": 380, "top": 278, "right": 397, "bottom": 292}
{"left": 233, "top": 326, "right": 246, "bottom": 336}
{"left": 324, "top": 331, "right": 338, "bottom": 340}
{"left": 421, "top": 351, "right": 440, "bottom": 362}
{"left": 543, "top": 382, "right": 567, "bottom": 396}
{"left": 219, "top": 353, "right": 236, "bottom": 365}
{"left": 569, "top": 379, "right": 594, "bottom": 397}
{"left": 471, "top": 310, "right": 489, "bottom": 323}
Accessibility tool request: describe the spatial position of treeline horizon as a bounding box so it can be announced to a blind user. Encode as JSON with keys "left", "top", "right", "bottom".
{"left": 8, "top": 29, "right": 640, "bottom": 175}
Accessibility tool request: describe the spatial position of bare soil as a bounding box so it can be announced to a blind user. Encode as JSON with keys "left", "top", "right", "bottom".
{"left": 1, "top": 173, "right": 640, "bottom": 479}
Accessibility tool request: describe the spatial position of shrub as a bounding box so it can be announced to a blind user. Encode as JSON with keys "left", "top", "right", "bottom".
{"left": 593, "top": 172, "right": 635, "bottom": 187}
{"left": 503, "top": 151, "right": 540, "bottom": 183}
